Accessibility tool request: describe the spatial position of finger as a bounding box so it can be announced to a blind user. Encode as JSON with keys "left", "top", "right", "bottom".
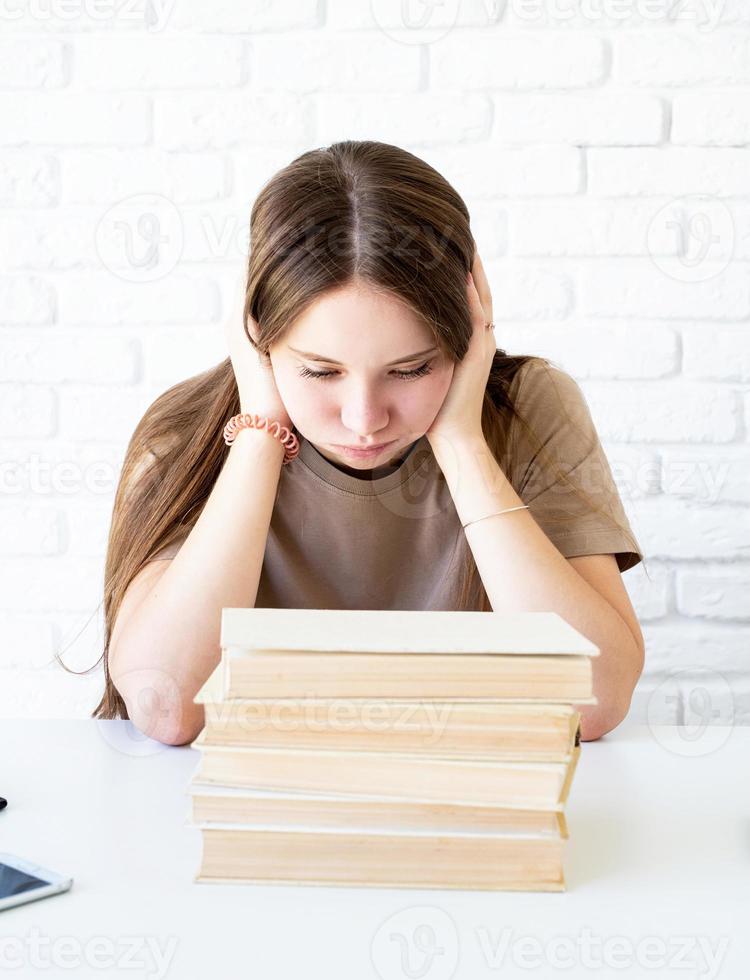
{"left": 467, "top": 272, "right": 488, "bottom": 330}
{"left": 471, "top": 251, "right": 493, "bottom": 324}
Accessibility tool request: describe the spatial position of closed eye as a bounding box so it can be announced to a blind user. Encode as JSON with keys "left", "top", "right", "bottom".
{"left": 297, "top": 362, "right": 434, "bottom": 381}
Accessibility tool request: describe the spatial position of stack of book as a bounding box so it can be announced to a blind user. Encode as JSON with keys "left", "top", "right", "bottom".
{"left": 187, "top": 608, "right": 598, "bottom": 891}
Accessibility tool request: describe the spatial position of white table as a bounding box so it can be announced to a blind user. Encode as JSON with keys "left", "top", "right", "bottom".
{"left": 1, "top": 718, "right": 747, "bottom": 979}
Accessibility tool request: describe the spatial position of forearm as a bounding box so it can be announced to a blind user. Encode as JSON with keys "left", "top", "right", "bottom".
{"left": 111, "top": 426, "right": 285, "bottom": 744}
{"left": 432, "top": 433, "right": 642, "bottom": 739}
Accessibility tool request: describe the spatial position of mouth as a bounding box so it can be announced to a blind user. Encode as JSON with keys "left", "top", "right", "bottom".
{"left": 332, "top": 440, "right": 396, "bottom": 459}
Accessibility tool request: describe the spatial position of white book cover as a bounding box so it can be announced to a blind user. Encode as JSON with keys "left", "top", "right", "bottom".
{"left": 219, "top": 608, "right": 600, "bottom": 656}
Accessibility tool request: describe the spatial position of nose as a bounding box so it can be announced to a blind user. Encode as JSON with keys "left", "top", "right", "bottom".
{"left": 340, "top": 385, "right": 390, "bottom": 441}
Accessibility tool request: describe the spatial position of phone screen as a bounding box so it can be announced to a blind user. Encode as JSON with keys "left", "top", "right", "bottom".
{"left": 0, "top": 862, "right": 50, "bottom": 899}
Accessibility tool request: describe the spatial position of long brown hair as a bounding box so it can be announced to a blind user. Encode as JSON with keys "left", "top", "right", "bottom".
{"left": 62, "top": 139, "right": 645, "bottom": 721}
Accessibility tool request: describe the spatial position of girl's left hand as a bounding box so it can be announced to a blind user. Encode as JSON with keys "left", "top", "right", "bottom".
{"left": 426, "top": 250, "right": 496, "bottom": 446}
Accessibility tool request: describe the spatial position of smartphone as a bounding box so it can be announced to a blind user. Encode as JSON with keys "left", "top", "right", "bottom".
{"left": 0, "top": 853, "right": 73, "bottom": 912}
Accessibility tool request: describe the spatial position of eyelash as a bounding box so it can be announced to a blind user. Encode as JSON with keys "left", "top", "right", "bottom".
{"left": 297, "top": 362, "right": 434, "bottom": 382}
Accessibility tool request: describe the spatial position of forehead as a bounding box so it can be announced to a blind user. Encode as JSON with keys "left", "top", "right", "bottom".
{"left": 283, "top": 283, "right": 431, "bottom": 353}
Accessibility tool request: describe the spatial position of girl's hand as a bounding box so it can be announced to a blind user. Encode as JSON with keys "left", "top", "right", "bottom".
{"left": 426, "top": 250, "right": 496, "bottom": 447}
{"left": 223, "top": 266, "right": 293, "bottom": 429}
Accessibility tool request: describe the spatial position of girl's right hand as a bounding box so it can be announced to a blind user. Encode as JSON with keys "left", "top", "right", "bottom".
{"left": 223, "top": 268, "right": 293, "bottom": 430}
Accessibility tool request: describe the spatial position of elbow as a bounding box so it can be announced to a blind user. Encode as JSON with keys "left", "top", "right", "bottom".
{"left": 156, "top": 716, "right": 204, "bottom": 747}
{"left": 580, "top": 637, "right": 645, "bottom": 742}
{"left": 110, "top": 653, "right": 205, "bottom": 747}
{"left": 127, "top": 699, "right": 205, "bottom": 747}
{"left": 579, "top": 708, "right": 626, "bottom": 742}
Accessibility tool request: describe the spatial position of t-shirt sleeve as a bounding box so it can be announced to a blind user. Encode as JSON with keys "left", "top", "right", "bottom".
{"left": 504, "top": 358, "right": 644, "bottom": 574}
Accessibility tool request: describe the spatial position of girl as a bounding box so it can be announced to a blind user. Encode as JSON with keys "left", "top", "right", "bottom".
{"left": 92, "top": 140, "right": 646, "bottom": 746}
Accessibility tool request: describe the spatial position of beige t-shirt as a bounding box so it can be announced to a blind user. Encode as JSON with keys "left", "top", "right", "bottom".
{"left": 149, "top": 359, "right": 643, "bottom": 609}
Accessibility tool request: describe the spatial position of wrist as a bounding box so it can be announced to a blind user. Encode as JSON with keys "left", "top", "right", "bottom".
{"left": 428, "top": 428, "right": 486, "bottom": 463}
{"left": 230, "top": 425, "right": 286, "bottom": 454}
{"left": 429, "top": 430, "right": 505, "bottom": 496}
{"left": 226, "top": 410, "right": 300, "bottom": 465}
{"left": 239, "top": 406, "right": 293, "bottom": 430}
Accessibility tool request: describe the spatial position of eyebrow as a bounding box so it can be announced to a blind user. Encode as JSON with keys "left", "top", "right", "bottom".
{"left": 288, "top": 345, "right": 439, "bottom": 366}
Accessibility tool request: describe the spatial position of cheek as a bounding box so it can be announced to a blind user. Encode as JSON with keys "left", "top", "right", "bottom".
{"left": 424, "top": 362, "right": 455, "bottom": 408}
{"left": 271, "top": 364, "right": 326, "bottom": 418}
{"left": 434, "top": 362, "right": 455, "bottom": 399}
{"left": 391, "top": 364, "right": 455, "bottom": 426}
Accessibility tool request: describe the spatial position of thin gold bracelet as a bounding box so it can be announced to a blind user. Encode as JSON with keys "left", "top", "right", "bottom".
{"left": 461, "top": 504, "right": 529, "bottom": 530}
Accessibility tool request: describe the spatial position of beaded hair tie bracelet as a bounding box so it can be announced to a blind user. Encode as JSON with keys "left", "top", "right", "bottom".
{"left": 223, "top": 412, "right": 300, "bottom": 465}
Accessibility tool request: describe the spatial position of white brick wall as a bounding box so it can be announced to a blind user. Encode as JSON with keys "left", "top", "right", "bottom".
{"left": 1, "top": 1, "right": 748, "bottom": 727}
